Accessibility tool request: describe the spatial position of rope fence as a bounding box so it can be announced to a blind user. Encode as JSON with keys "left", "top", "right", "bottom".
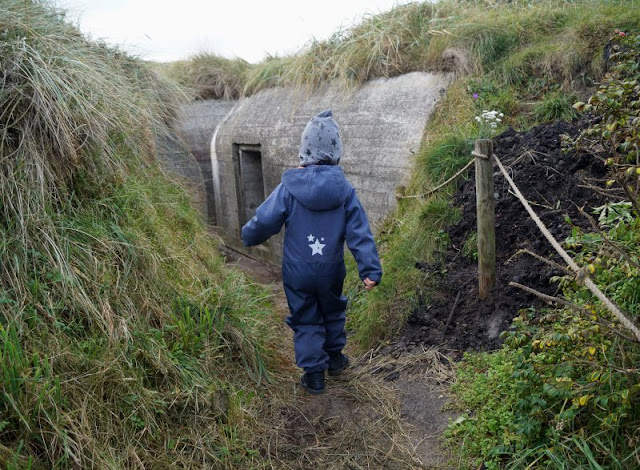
{"left": 395, "top": 157, "right": 475, "bottom": 200}
{"left": 389, "top": 141, "right": 640, "bottom": 341}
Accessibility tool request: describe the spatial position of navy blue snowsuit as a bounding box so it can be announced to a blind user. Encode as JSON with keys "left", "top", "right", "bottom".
{"left": 241, "top": 165, "right": 382, "bottom": 372}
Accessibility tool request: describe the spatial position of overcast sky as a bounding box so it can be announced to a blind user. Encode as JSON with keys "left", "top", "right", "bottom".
{"left": 57, "top": 0, "right": 413, "bottom": 63}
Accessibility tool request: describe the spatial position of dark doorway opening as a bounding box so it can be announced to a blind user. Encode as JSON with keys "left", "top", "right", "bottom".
{"left": 233, "top": 144, "right": 265, "bottom": 229}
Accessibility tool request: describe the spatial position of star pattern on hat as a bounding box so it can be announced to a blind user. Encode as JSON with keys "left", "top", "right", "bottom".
{"left": 320, "top": 123, "right": 325, "bottom": 130}
{"left": 331, "top": 139, "right": 337, "bottom": 147}
{"left": 305, "top": 148, "right": 311, "bottom": 156}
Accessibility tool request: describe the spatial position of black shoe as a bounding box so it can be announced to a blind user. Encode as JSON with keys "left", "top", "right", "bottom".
{"left": 328, "top": 353, "right": 349, "bottom": 376}
{"left": 300, "top": 371, "right": 325, "bottom": 394}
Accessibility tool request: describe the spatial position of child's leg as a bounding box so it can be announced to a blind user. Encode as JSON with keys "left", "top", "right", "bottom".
{"left": 317, "top": 264, "right": 348, "bottom": 355}
{"left": 282, "top": 263, "right": 328, "bottom": 372}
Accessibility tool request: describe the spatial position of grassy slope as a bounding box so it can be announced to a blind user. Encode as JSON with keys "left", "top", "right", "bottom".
{"left": 345, "top": 0, "right": 640, "bottom": 347}
{"left": 0, "top": 2, "right": 277, "bottom": 468}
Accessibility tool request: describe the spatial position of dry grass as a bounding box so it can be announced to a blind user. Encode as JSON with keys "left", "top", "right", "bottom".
{"left": 162, "top": 53, "right": 251, "bottom": 100}
{"left": 252, "top": 352, "right": 439, "bottom": 469}
{"left": 171, "top": 0, "right": 640, "bottom": 100}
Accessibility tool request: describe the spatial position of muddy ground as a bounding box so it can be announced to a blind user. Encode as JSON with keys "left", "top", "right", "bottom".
{"left": 401, "top": 118, "right": 607, "bottom": 352}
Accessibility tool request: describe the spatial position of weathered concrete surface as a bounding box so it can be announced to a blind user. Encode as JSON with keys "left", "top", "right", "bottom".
{"left": 175, "top": 99, "right": 236, "bottom": 225}
{"left": 156, "top": 132, "right": 207, "bottom": 220}
{"left": 212, "top": 72, "right": 452, "bottom": 262}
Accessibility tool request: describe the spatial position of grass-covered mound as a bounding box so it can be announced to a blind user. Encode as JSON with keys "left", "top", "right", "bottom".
{"left": 0, "top": 1, "right": 274, "bottom": 467}
{"left": 166, "top": 0, "right": 640, "bottom": 100}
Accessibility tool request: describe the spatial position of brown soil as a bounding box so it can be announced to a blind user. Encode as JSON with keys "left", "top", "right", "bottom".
{"left": 401, "top": 118, "right": 607, "bottom": 352}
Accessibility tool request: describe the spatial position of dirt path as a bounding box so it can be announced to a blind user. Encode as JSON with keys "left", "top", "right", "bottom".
{"left": 221, "top": 246, "right": 457, "bottom": 469}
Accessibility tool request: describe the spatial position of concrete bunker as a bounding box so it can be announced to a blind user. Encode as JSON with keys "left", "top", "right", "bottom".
{"left": 234, "top": 144, "right": 265, "bottom": 227}
{"left": 173, "top": 99, "right": 236, "bottom": 225}
{"left": 209, "top": 71, "right": 453, "bottom": 263}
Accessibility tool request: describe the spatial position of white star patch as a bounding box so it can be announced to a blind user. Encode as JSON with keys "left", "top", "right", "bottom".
{"left": 307, "top": 234, "right": 315, "bottom": 242}
{"left": 309, "top": 239, "right": 326, "bottom": 256}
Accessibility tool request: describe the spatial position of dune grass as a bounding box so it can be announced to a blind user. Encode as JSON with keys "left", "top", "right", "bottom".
{"left": 162, "top": 53, "right": 251, "bottom": 100}
{"left": 0, "top": 1, "right": 277, "bottom": 467}
{"left": 168, "top": 0, "right": 640, "bottom": 101}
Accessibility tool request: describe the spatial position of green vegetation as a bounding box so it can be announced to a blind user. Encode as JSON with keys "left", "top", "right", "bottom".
{"left": 534, "top": 90, "right": 579, "bottom": 123}
{"left": 0, "top": 1, "right": 275, "bottom": 467}
{"left": 339, "top": 2, "right": 640, "bottom": 468}
{"left": 446, "top": 30, "right": 640, "bottom": 469}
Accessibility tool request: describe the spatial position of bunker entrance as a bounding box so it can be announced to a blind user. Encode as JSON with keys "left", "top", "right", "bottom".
{"left": 233, "top": 144, "right": 265, "bottom": 228}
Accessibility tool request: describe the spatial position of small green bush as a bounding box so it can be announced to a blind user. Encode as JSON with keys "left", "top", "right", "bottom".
{"left": 446, "top": 349, "right": 520, "bottom": 470}
{"left": 533, "top": 90, "right": 579, "bottom": 122}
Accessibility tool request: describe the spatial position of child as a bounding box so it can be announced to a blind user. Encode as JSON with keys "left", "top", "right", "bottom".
{"left": 241, "top": 109, "right": 382, "bottom": 395}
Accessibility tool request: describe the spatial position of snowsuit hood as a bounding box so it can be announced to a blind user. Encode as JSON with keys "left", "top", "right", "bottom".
{"left": 282, "top": 165, "right": 350, "bottom": 211}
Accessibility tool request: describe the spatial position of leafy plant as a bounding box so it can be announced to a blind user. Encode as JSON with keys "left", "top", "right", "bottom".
{"left": 449, "top": 29, "right": 640, "bottom": 469}
{"left": 573, "top": 31, "right": 640, "bottom": 215}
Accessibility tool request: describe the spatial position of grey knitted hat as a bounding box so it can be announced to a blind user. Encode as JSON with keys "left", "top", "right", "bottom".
{"left": 298, "top": 109, "right": 343, "bottom": 167}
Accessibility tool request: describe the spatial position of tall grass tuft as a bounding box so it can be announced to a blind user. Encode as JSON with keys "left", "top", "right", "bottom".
{"left": 163, "top": 53, "right": 251, "bottom": 100}
{"left": 0, "top": 1, "right": 274, "bottom": 467}
{"left": 533, "top": 90, "right": 579, "bottom": 122}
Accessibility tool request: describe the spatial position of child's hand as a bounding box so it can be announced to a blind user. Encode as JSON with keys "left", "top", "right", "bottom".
{"left": 363, "top": 278, "right": 377, "bottom": 291}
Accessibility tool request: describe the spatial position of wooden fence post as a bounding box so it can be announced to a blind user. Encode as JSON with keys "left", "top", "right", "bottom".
{"left": 474, "top": 139, "right": 496, "bottom": 299}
